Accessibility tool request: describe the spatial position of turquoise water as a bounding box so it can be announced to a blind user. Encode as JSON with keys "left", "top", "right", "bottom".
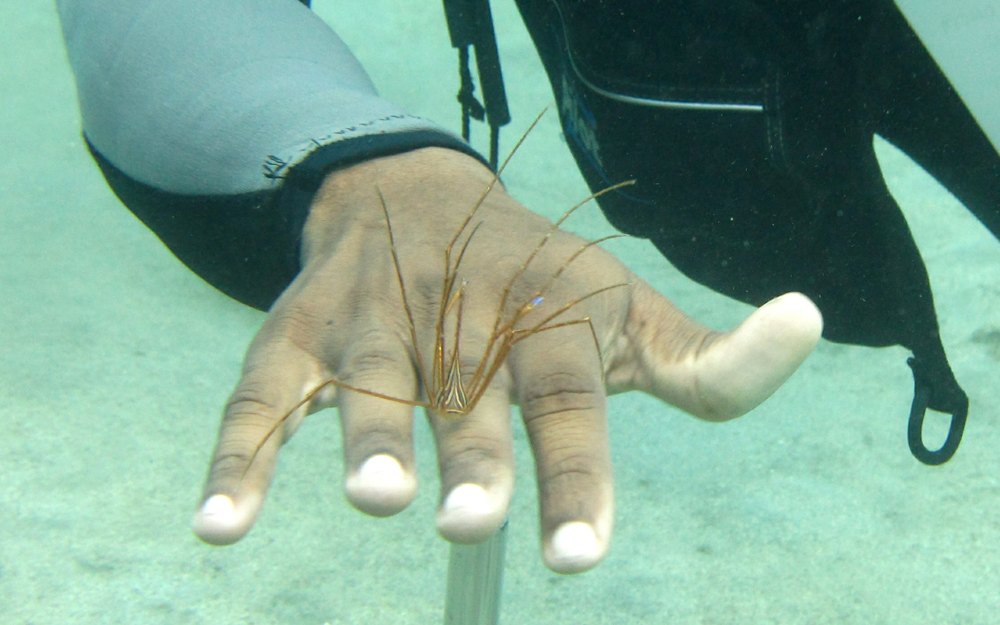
{"left": 3, "top": 2, "right": 999, "bottom": 624}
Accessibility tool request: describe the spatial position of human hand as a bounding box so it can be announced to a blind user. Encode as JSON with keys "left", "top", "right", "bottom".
{"left": 192, "top": 147, "right": 822, "bottom": 573}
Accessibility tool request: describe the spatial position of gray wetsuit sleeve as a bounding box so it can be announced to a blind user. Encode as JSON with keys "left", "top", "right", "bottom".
{"left": 57, "top": 0, "right": 472, "bottom": 196}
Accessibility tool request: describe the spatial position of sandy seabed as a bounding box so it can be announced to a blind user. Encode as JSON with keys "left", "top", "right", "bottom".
{"left": 2, "top": 2, "right": 998, "bottom": 624}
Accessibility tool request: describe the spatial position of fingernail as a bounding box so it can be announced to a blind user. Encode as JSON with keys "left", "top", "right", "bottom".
{"left": 443, "top": 483, "right": 492, "bottom": 515}
{"left": 547, "top": 522, "right": 602, "bottom": 572}
{"left": 437, "top": 483, "right": 506, "bottom": 543}
{"left": 355, "top": 454, "right": 405, "bottom": 486}
{"left": 192, "top": 494, "right": 247, "bottom": 545}
{"left": 200, "top": 494, "right": 236, "bottom": 521}
{"left": 345, "top": 454, "right": 415, "bottom": 516}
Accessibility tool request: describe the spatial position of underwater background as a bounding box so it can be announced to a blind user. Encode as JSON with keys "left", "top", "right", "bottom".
{"left": 2, "top": 2, "right": 999, "bottom": 623}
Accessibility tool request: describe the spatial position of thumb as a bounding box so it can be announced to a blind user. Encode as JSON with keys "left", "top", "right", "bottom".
{"left": 624, "top": 284, "right": 822, "bottom": 420}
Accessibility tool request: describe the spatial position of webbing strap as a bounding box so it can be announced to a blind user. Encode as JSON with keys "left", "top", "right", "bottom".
{"left": 443, "top": 0, "right": 511, "bottom": 168}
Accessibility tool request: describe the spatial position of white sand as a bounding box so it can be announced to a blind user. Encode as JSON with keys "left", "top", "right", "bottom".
{"left": 1, "top": 2, "right": 998, "bottom": 623}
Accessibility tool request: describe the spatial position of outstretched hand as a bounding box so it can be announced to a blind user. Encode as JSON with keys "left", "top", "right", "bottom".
{"left": 192, "top": 147, "right": 822, "bottom": 573}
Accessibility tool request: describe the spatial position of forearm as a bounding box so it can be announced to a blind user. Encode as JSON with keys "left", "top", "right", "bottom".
{"left": 57, "top": 0, "right": 473, "bottom": 194}
{"left": 57, "top": 0, "right": 484, "bottom": 309}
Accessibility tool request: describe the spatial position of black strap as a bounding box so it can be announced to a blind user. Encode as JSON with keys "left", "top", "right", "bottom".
{"left": 443, "top": 0, "right": 511, "bottom": 168}
{"left": 906, "top": 356, "right": 969, "bottom": 465}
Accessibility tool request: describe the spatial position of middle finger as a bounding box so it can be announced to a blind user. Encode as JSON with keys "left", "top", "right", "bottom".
{"left": 512, "top": 328, "right": 613, "bottom": 574}
{"left": 428, "top": 338, "right": 516, "bottom": 544}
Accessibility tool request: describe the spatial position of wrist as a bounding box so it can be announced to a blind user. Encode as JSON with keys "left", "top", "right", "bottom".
{"left": 300, "top": 147, "right": 506, "bottom": 264}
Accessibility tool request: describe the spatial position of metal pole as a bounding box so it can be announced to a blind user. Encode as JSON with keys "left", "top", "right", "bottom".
{"left": 443, "top": 519, "right": 508, "bottom": 625}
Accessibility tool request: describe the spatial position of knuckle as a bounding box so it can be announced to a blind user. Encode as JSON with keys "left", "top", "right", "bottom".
{"left": 341, "top": 328, "right": 409, "bottom": 378}
{"left": 538, "top": 447, "right": 605, "bottom": 510}
{"left": 276, "top": 301, "right": 325, "bottom": 333}
{"left": 208, "top": 450, "right": 253, "bottom": 480}
{"left": 439, "top": 443, "right": 502, "bottom": 477}
{"left": 519, "top": 371, "right": 600, "bottom": 422}
{"left": 347, "top": 422, "right": 406, "bottom": 455}
{"left": 263, "top": 305, "right": 326, "bottom": 349}
{"left": 225, "top": 384, "right": 279, "bottom": 425}
{"left": 221, "top": 384, "right": 287, "bottom": 447}
{"left": 347, "top": 346, "right": 402, "bottom": 378}
{"left": 450, "top": 430, "right": 503, "bottom": 455}
{"left": 458, "top": 353, "right": 509, "bottom": 389}
{"left": 544, "top": 449, "right": 599, "bottom": 481}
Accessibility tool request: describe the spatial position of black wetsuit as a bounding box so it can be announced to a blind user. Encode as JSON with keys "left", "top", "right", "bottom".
{"left": 57, "top": 0, "right": 482, "bottom": 311}
{"left": 515, "top": 0, "right": 1000, "bottom": 460}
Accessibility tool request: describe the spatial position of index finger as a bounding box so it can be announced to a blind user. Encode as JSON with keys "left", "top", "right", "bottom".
{"left": 192, "top": 334, "right": 326, "bottom": 545}
{"left": 511, "top": 326, "right": 614, "bottom": 574}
